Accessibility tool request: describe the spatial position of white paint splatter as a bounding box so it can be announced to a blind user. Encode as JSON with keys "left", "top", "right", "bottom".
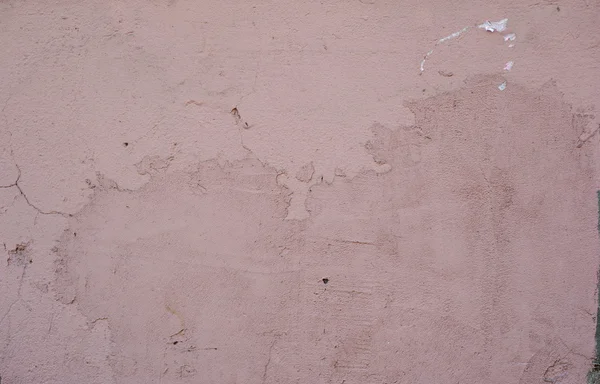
{"left": 420, "top": 26, "right": 470, "bottom": 72}
{"left": 504, "top": 61, "right": 514, "bottom": 71}
{"left": 420, "top": 49, "right": 434, "bottom": 72}
{"left": 498, "top": 81, "right": 507, "bottom": 91}
{"left": 508, "top": 43, "right": 515, "bottom": 48}
{"left": 438, "top": 26, "right": 471, "bottom": 43}
{"left": 419, "top": 18, "right": 513, "bottom": 72}
{"left": 503, "top": 33, "right": 516, "bottom": 41}
{"left": 479, "top": 18, "right": 508, "bottom": 32}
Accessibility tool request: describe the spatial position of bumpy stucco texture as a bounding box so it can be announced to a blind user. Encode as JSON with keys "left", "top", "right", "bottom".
{"left": 2, "top": 1, "right": 600, "bottom": 383}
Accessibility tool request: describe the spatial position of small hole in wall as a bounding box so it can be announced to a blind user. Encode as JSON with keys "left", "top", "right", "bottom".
{"left": 123, "top": 142, "right": 129, "bottom": 147}
{"left": 173, "top": 341, "right": 179, "bottom": 345}
{"left": 73, "top": 232, "right": 77, "bottom": 237}
{"left": 322, "top": 278, "right": 329, "bottom": 284}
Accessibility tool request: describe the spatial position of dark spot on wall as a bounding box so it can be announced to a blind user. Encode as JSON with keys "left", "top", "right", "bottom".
{"left": 322, "top": 278, "right": 329, "bottom": 284}
{"left": 7, "top": 242, "right": 32, "bottom": 266}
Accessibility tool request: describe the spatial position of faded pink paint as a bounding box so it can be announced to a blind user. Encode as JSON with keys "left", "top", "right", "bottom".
{"left": 1, "top": 1, "right": 600, "bottom": 384}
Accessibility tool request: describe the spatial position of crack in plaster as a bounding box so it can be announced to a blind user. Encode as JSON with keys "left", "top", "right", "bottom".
{"left": 0, "top": 149, "right": 71, "bottom": 217}
{"left": 262, "top": 338, "right": 277, "bottom": 384}
{"left": 0, "top": 265, "right": 29, "bottom": 327}
{"left": 12, "top": 164, "right": 71, "bottom": 217}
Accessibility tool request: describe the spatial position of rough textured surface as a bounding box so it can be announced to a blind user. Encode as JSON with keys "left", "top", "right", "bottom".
{"left": 1, "top": 1, "right": 600, "bottom": 383}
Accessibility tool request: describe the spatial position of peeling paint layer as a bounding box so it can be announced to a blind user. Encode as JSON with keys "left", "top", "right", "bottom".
{"left": 47, "top": 78, "right": 598, "bottom": 383}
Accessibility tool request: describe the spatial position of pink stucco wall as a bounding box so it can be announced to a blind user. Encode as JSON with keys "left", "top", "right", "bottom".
{"left": 1, "top": 1, "right": 600, "bottom": 383}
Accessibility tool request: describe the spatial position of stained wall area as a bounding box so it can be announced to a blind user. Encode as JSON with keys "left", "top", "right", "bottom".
{"left": 1, "top": 1, "right": 600, "bottom": 383}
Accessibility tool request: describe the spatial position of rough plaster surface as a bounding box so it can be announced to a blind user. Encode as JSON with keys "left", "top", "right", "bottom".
{"left": 1, "top": 1, "right": 600, "bottom": 383}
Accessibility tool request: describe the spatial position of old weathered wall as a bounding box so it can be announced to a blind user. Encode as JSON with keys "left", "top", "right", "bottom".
{"left": 1, "top": 1, "right": 600, "bottom": 383}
